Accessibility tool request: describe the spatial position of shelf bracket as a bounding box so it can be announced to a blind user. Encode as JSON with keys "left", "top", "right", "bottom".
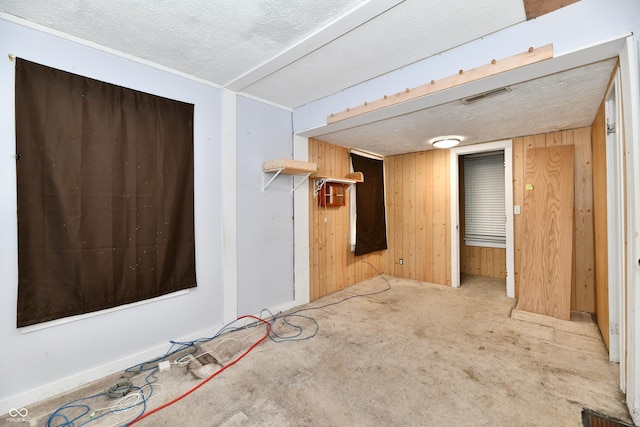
{"left": 292, "top": 172, "right": 313, "bottom": 192}
{"left": 314, "top": 178, "right": 327, "bottom": 197}
{"left": 262, "top": 168, "right": 284, "bottom": 192}
{"left": 263, "top": 169, "right": 313, "bottom": 193}
{"left": 313, "top": 177, "right": 360, "bottom": 197}
{"left": 262, "top": 159, "right": 317, "bottom": 193}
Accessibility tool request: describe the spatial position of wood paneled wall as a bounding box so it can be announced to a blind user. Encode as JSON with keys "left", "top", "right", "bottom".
{"left": 308, "top": 139, "right": 384, "bottom": 301}
{"left": 512, "top": 128, "right": 595, "bottom": 312}
{"left": 309, "top": 128, "right": 595, "bottom": 312}
{"left": 461, "top": 246, "right": 507, "bottom": 278}
{"left": 591, "top": 99, "right": 609, "bottom": 348}
{"left": 381, "top": 151, "right": 451, "bottom": 285}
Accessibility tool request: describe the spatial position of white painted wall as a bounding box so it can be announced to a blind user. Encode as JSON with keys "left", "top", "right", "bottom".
{"left": 236, "top": 95, "right": 295, "bottom": 315}
{"left": 221, "top": 90, "right": 239, "bottom": 324}
{"left": 0, "top": 18, "right": 225, "bottom": 413}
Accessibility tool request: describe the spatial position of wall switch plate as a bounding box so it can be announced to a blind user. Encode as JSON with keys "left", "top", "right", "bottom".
{"left": 399, "top": 258, "right": 404, "bottom": 265}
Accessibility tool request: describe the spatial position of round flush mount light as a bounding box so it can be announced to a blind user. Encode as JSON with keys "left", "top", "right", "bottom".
{"left": 429, "top": 136, "right": 461, "bottom": 149}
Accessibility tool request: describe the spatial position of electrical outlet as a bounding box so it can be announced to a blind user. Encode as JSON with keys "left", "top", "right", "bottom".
{"left": 399, "top": 258, "right": 404, "bottom": 265}
{"left": 514, "top": 205, "right": 521, "bottom": 214}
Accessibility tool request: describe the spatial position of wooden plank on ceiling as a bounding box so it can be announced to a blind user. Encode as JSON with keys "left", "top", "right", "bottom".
{"left": 328, "top": 44, "right": 553, "bottom": 124}
{"left": 523, "top": 0, "right": 580, "bottom": 20}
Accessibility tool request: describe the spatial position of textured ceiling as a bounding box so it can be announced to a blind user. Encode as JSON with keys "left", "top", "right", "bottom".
{"left": 0, "top": 0, "right": 525, "bottom": 108}
{"left": 1, "top": 0, "right": 613, "bottom": 157}
{"left": 314, "top": 59, "right": 617, "bottom": 156}
{"left": 241, "top": 0, "right": 525, "bottom": 107}
{"left": 0, "top": 0, "right": 365, "bottom": 90}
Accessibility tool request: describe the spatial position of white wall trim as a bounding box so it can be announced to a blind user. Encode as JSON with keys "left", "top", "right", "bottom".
{"left": 225, "top": 0, "right": 404, "bottom": 91}
{"left": 20, "top": 290, "right": 189, "bottom": 334}
{"left": 0, "top": 322, "right": 224, "bottom": 416}
{"left": 450, "top": 140, "right": 514, "bottom": 298}
{"left": 222, "top": 90, "right": 238, "bottom": 323}
{"left": 0, "top": 14, "right": 303, "bottom": 113}
{"left": 620, "top": 35, "right": 640, "bottom": 425}
{"left": 0, "top": 13, "right": 223, "bottom": 90}
{"left": 235, "top": 90, "right": 294, "bottom": 113}
{"left": 604, "top": 69, "right": 625, "bottom": 373}
{"left": 350, "top": 148, "right": 384, "bottom": 160}
{"left": 293, "top": 134, "right": 310, "bottom": 306}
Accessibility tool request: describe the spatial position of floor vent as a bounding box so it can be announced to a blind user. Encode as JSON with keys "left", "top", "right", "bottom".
{"left": 582, "top": 409, "right": 635, "bottom": 427}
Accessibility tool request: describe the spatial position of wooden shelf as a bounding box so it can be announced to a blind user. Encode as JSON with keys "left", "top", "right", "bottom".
{"left": 263, "top": 158, "right": 317, "bottom": 175}
{"left": 262, "top": 158, "right": 317, "bottom": 192}
{"left": 313, "top": 172, "right": 364, "bottom": 197}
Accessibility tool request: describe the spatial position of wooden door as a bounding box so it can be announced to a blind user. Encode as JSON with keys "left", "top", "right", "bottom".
{"left": 518, "top": 146, "right": 574, "bottom": 320}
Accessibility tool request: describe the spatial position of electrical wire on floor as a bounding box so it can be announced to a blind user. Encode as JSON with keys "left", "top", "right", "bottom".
{"left": 262, "top": 258, "right": 391, "bottom": 343}
{"left": 174, "top": 322, "right": 263, "bottom": 369}
{"left": 126, "top": 314, "right": 271, "bottom": 426}
{"left": 44, "top": 260, "right": 389, "bottom": 426}
{"left": 44, "top": 316, "right": 268, "bottom": 427}
{"left": 45, "top": 368, "right": 162, "bottom": 427}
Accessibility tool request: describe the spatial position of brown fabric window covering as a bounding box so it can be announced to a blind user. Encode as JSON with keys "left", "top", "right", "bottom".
{"left": 351, "top": 154, "right": 387, "bottom": 256}
{"left": 15, "top": 58, "right": 196, "bottom": 327}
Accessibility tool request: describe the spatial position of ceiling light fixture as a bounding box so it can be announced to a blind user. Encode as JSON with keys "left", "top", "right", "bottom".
{"left": 430, "top": 136, "right": 461, "bottom": 149}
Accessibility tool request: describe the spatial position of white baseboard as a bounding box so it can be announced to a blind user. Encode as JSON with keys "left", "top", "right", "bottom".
{"left": 1, "top": 296, "right": 312, "bottom": 416}
{"left": 0, "top": 324, "right": 224, "bottom": 416}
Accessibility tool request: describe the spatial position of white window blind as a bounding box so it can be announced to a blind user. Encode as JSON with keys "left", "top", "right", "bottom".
{"left": 463, "top": 151, "right": 506, "bottom": 247}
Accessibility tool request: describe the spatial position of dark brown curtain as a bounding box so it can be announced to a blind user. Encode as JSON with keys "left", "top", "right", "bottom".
{"left": 351, "top": 154, "right": 387, "bottom": 256}
{"left": 15, "top": 58, "right": 196, "bottom": 327}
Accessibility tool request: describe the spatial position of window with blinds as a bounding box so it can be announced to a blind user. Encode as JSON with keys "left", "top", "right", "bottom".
{"left": 463, "top": 151, "right": 506, "bottom": 248}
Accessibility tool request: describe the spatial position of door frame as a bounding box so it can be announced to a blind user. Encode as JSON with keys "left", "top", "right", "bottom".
{"left": 450, "top": 140, "right": 514, "bottom": 297}
{"left": 605, "top": 69, "right": 625, "bottom": 378}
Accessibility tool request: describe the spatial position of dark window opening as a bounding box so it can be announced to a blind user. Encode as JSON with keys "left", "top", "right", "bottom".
{"left": 351, "top": 154, "right": 387, "bottom": 256}
{"left": 15, "top": 58, "right": 196, "bottom": 327}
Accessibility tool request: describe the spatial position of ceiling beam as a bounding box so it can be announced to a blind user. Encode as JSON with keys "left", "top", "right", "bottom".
{"left": 523, "top": 0, "right": 580, "bottom": 20}
{"left": 224, "top": 0, "right": 405, "bottom": 91}
{"left": 327, "top": 44, "right": 553, "bottom": 124}
{"left": 298, "top": 35, "right": 627, "bottom": 139}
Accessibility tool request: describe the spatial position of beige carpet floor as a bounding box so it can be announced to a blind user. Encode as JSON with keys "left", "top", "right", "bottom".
{"left": 6, "top": 274, "right": 633, "bottom": 427}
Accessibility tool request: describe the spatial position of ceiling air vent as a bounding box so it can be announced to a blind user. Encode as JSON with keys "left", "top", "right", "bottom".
{"left": 461, "top": 87, "right": 511, "bottom": 105}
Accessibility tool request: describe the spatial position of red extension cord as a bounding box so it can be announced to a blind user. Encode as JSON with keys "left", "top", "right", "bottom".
{"left": 127, "top": 315, "right": 272, "bottom": 426}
